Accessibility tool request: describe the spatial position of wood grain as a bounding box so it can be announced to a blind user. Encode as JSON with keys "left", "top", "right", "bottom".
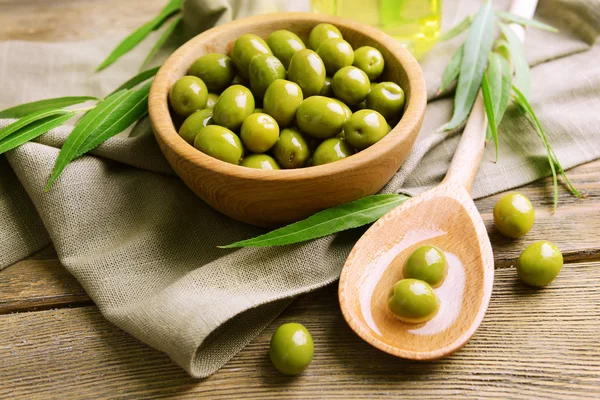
{"left": 149, "top": 12, "right": 427, "bottom": 228}
{"left": 1, "top": 263, "right": 598, "bottom": 399}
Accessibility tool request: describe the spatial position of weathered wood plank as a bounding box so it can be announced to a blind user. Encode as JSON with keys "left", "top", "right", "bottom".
{"left": 0, "top": 0, "right": 166, "bottom": 41}
{"left": 0, "top": 263, "right": 598, "bottom": 399}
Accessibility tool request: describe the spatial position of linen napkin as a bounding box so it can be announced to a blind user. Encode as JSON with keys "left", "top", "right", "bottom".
{"left": 1, "top": 0, "right": 599, "bottom": 378}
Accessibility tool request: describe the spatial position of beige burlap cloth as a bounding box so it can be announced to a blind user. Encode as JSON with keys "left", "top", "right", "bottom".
{"left": 1, "top": 0, "right": 599, "bottom": 378}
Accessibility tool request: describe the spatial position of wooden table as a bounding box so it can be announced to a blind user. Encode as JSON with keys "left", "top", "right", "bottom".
{"left": 1, "top": 1, "right": 599, "bottom": 398}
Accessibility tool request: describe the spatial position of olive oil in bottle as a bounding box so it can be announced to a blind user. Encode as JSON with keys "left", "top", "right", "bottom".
{"left": 310, "top": 0, "right": 442, "bottom": 59}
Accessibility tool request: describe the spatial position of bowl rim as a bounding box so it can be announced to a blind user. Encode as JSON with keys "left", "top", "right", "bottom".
{"left": 149, "top": 12, "right": 427, "bottom": 182}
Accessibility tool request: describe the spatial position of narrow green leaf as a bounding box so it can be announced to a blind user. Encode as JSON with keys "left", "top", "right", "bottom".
{"left": 0, "top": 112, "right": 76, "bottom": 155}
{"left": 109, "top": 66, "right": 160, "bottom": 96}
{"left": 76, "top": 82, "right": 152, "bottom": 157}
{"left": 0, "top": 108, "right": 72, "bottom": 141}
{"left": 439, "top": 15, "right": 473, "bottom": 41}
{"left": 511, "top": 84, "right": 580, "bottom": 210}
{"left": 446, "top": 1, "right": 495, "bottom": 130}
{"left": 0, "top": 96, "right": 97, "bottom": 119}
{"left": 96, "top": 0, "right": 182, "bottom": 71}
{"left": 45, "top": 90, "right": 130, "bottom": 190}
{"left": 496, "top": 11, "right": 559, "bottom": 32}
{"left": 481, "top": 73, "right": 498, "bottom": 161}
{"left": 140, "top": 15, "right": 182, "bottom": 71}
{"left": 219, "top": 194, "right": 410, "bottom": 248}
{"left": 499, "top": 22, "right": 530, "bottom": 98}
{"left": 485, "top": 52, "right": 512, "bottom": 141}
{"left": 438, "top": 45, "right": 463, "bottom": 95}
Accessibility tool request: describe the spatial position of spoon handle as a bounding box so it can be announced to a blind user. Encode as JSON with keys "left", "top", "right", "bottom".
{"left": 442, "top": 0, "right": 538, "bottom": 193}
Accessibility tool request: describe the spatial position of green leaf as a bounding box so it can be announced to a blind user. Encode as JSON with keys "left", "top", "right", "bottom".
{"left": 439, "top": 15, "right": 473, "bottom": 41}
{"left": 140, "top": 16, "right": 182, "bottom": 71}
{"left": 496, "top": 11, "right": 559, "bottom": 32}
{"left": 109, "top": 66, "right": 160, "bottom": 96}
{"left": 0, "top": 112, "right": 76, "bottom": 155}
{"left": 75, "top": 82, "right": 152, "bottom": 157}
{"left": 499, "top": 22, "right": 530, "bottom": 98}
{"left": 493, "top": 39, "right": 511, "bottom": 62}
{"left": 438, "top": 45, "right": 463, "bottom": 95}
{"left": 96, "top": 0, "right": 182, "bottom": 71}
{"left": 0, "top": 108, "right": 73, "bottom": 141}
{"left": 45, "top": 90, "right": 131, "bottom": 189}
{"left": 446, "top": 1, "right": 495, "bottom": 130}
{"left": 219, "top": 194, "right": 410, "bottom": 248}
{"left": 481, "top": 73, "right": 498, "bottom": 161}
{"left": 485, "top": 52, "right": 512, "bottom": 141}
{"left": 511, "top": 84, "right": 580, "bottom": 210}
{"left": 0, "top": 96, "right": 98, "bottom": 119}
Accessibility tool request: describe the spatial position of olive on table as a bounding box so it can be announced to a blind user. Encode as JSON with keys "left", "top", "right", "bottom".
{"left": 312, "top": 137, "right": 354, "bottom": 166}
{"left": 178, "top": 109, "right": 213, "bottom": 144}
{"left": 169, "top": 76, "right": 208, "bottom": 117}
{"left": 240, "top": 113, "right": 280, "bottom": 153}
{"left": 263, "top": 79, "right": 303, "bottom": 127}
{"left": 404, "top": 245, "right": 447, "bottom": 288}
{"left": 249, "top": 54, "right": 286, "bottom": 100}
{"left": 332, "top": 66, "right": 370, "bottom": 106}
{"left": 241, "top": 154, "right": 280, "bottom": 170}
{"left": 517, "top": 241, "right": 563, "bottom": 287}
{"left": 267, "top": 29, "right": 306, "bottom": 69}
{"left": 212, "top": 85, "right": 255, "bottom": 131}
{"left": 493, "top": 193, "right": 535, "bottom": 238}
{"left": 366, "top": 82, "right": 405, "bottom": 121}
{"left": 230, "top": 34, "right": 272, "bottom": 80}
{"left": 353, "top": 46, "right": 385, "bottom": 81}
{"left": 188, "top": 53, "right": 236, "bottom": 93}
{"left": 296, "top": 96, "right": 348, "bottom": 139}
{"left": 269, "top": 323, "right": 314, "bottom": 376}
{"left": 320, "top": 76, "right": 333, "bottom": 97}
{"left": 193, "top": 125, "right": 244, "bottom": 165}
{"left": 272, "top": 128, "right": 311, "bottom": 169}
{"left": 308, "top": 23, "right": 342, "bottom": 50}
{"left": 387, "top": 279, "right": 439, "bottom": 323}
{"left": 205, "top": 93, "right": 219, "bottom": 109}
{"left": 343, "top": 109, "right": 389, "bottom": 150}
{"left": 317, "top": 38, "right": 354, "bottom": 75}
{"left": 287, "top": 49, "right": 326, "bottom": 97}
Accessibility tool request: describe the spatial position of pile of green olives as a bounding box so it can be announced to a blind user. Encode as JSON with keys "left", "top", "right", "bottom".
{"left": 168, "top": 23, "right": 406, "bottom": 170}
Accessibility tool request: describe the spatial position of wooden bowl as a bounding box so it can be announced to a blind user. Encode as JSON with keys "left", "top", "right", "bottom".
{"left": 149, "top": 12, "right": 427, "bottom": 228}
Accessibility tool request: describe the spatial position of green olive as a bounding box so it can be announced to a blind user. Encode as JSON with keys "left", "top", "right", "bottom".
{"left": 269, "top": 323, "right": 314, "bottom": 376}
{"left": 263, "top": 79, "right": 303, "bottom": 127}
{"left": 404, "top": 245, "right": 447, "bottom": 288}
{"left": 353, "top": 46, "right": 385, "bottom": 81}
{"left": 387, "top": 279, "right": 439, "bottom": 323}
{"left": 312, "top": 137, "right": 354, "bottom": 166}
{"left": 296, "top": 96, "right": 347, "bottom": 139}
{"left": 332, "top": 66, "right": 370, "bottom": 106}
{"left": 212, "top": 85, "right": 255, "bottom": 131}
{"left": 493, "top": 193, "right": 535, "bottom": 238}
{"left": 188, "top": 53, "right": 236, "bottom": 93}
{"left": 254, "top": 107, "right": 263, "bottom": 113}
{"left": 366, "top": 82, "right": 405, "bottom": 121}
{"left": 272, "top": 128, "right": 311, "bottom": 168}
{"left": 193, "top": 125, "right": 243, "bottom": 164}
{"left": 230, "top": 34, "right": 272, "bottom": 80}
{"left": 317, "top": 38, "right": 354, "bottom": 75}
{"left": 267, "top": 29, "right": 306, "bottom": 69}
{"left": 249, "top": 54, "right": 286, "bottom": 100}
{"left": 169, "top": 76, "right": 208, "bottom": 117}
{"left": 240, "top": 113, "right": 280, "bottom": 153}
{"left": 205, "top": 93, "right": 219, "bottom": 109}
{"left": 320, "top": 76, "right": 333, "bottom": 97}
{"left": 287, "top": 49, "right": 326, "bottom": 97}
{"left": 241, "top": 154, "right": 280, "bottom": 170}
{"left": 178, "top": 109, "right": 213, "bottom": 144}
{"left": 308, "top": 23, "right": 342, "bottom": 50}
{"left": 343, "top": 109, "right": 389, "bottom": 150}
{"left": 517, "top": 241, "right": 563, "bottom": 287}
